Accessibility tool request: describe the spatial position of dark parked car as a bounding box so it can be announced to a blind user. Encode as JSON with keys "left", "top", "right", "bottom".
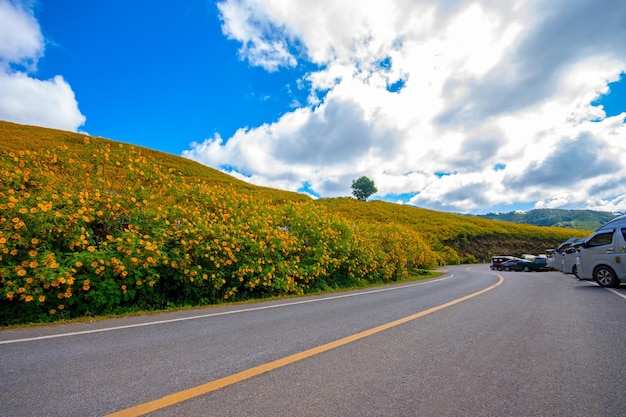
{"left": 502, "top": 257, "right": 548, "bottom": 272}
{"left": 490, "top": 256, "right": 517, "bottom": 270}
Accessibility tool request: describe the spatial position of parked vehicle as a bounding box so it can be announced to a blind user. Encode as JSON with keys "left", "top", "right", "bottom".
{"left": 562, "top": 238, "right": 585, "bottom": 276}
{"left": 545, "top": 249, "right": 557, "bottom": 270}
{"left": 576, "top": 214, "right": 626, "bottom": 287}
{"left": 491, "top": 256, "right": 517, "bottom": 271}
{"left": 502, "top": 259, "right": 525, "bottom": 271}
{"left": 502, "top": 257, "right": 548, "bottom": 272}
{"left": 552, "top": 237, "right": 577, "bottom": 272}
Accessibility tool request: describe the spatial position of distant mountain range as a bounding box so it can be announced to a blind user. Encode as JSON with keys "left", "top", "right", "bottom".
{"left": 474, "top": 209, "right": 623, "bottom": 231}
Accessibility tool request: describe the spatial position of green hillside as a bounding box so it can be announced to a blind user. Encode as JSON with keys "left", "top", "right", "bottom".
{"left": 0, "top": 121, "right": 586, "bottom": 325}
{"left": 317, "top": 198, "right": 585, "bottom": 263}
{"left": 475, "top": 209, "right": 620, "bottom": 230}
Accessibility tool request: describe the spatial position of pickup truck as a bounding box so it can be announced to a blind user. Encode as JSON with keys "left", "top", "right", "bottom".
{"left": 524, "top": 257, "right": 548, "bottom": 271}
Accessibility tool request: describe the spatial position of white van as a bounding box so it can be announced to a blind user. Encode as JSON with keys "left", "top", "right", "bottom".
{"left": 576, "top": 215, "right": 626, "bottom": 287}
{"left": 552, "top": 237, "right": 576, "bottom": 272}
{"left": 562, "top": 238, "right": 584, "bottom": 275}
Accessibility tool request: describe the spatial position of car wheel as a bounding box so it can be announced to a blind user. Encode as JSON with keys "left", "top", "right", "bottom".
{"left": 593, "top": 266, "right": 619, "bottom": 288}
{"left": 523, "top": 266, "right": 531, "bottom": 272}
{"left": 572, "top": 265, "right": 580, "bottom": 279}
{"left": 504, "top": 266, "right": 510, "bottom": 271}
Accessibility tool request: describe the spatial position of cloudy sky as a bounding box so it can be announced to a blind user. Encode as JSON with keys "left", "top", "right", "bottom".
{"left": 1, "top": 0, "right": 625, "bottom": 214}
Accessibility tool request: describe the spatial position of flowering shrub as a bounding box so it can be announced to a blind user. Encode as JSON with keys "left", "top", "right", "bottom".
{"left": 0, "top": 134, "right": 435, "bottom": 325}
{"left": 1, "top": 122, "right": 579, "bottom": 325}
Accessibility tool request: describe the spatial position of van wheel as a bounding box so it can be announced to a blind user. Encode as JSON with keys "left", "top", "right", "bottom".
{"left": 594, "top": 266, "right": 619, "bottom": 288}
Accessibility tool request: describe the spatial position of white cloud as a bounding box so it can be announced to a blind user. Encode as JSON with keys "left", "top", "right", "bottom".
{"left": 0, "top": 0, "right": 85, "bottom": 132}
{"left": 0, "top": 71, "right": 86, "bottom": 131}
{"left": 0, "top": 0, "right": 42, "bottom": 67}
{"left": 187, "top": 0, "right": 626, "bottom": 213}
{"left": 217, "top": 0, "right": 298, "bottom": 71}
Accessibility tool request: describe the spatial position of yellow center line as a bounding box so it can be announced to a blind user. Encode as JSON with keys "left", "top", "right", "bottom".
{"left": 106, "top": 274, "right": 504, "bottom": 417}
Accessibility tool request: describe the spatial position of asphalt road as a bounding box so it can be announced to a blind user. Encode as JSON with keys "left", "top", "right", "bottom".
{"left": 1, "top": 265, "right": 624, "bottom": 417}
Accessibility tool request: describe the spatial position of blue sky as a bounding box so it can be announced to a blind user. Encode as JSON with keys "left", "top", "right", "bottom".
{"left": 35, "top": 1, "right": 315, "bottom": 153}
{"left": 1, "top": 0, "right": 625, "bottom": 214}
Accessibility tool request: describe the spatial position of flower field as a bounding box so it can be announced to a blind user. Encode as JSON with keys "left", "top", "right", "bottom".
{"left": 0, "top": 121, "right": 585, "bottom": 325}
{"left": 0, "top": 122, "right": 440, "bottom": 325}
{"left": 318, "top": 197, "right": 585, "bottom": 264}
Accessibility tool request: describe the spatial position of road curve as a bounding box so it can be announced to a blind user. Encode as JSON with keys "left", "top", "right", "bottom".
{"left": 1, "top": 265, "right": 624, "bottom": 416}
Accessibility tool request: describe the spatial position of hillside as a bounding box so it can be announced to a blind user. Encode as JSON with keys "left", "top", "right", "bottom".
{"left": 0, "top": 122, "right": 310, "bottom": 204}
{"left": 475, "top": 209, "right": 620, "bottom": 230}
{"left": 317, "top": 198, "right": 585, "bottom": 263}
{"left": 0, "top": 121, "right": 586, "bottom": 324}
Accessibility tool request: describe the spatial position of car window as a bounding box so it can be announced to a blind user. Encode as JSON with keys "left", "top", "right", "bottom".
{"left": 622, "top": 228, "right": 626, "bottom": 241}
{"left": 585, "top": 231, "right": 614, "bottom": 248}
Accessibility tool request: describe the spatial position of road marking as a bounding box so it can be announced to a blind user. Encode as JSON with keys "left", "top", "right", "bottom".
{"left": 587, "top": 281, "right": 626, "bottom": 300}
{"left": 605, "top": 287, "right": 626, "bottom": 300}
{"left": 0, "top": 274, "right": 454, "bottom": 345}
{"left": 105, "top": 274, "right": 504, "bottom": 417}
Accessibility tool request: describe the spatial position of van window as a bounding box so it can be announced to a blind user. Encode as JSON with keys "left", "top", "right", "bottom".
{"left": 585, "top": 230, "right": 614, "bottom": 248}
{"left": 622, "top": 228, "right": 626, "bottom": 241}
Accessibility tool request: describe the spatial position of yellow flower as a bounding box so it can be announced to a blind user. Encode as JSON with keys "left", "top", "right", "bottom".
{"left": 38, "top": 295, "right": 45, "bottom": 303}
{"left": 75, "top": 261, "right": 83, "bottom": 267}
{"left": 29, "top": 250, "right": 37, "bottom": 257}
{"left": 87, "top": 246, "right": 95, "bottom": 252}
{"left": 31, "top": 238, "right": 39, "bottom": 245}
{"left": 49, "top": 309, "right": 56, "bottom": 315}
{"left": 58, "top": 304, "right": 64, "bottom": 310}
{"left": 6, "top": 292, "right": 14, "bottom": 300}
{"left": 17, "top": 268, "right": 27, "bottom": 277}
{"left": 25, "top": 295, "right": 33, "bottom": 302}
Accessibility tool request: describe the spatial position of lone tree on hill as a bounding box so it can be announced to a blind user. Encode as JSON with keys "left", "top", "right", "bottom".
{"left": 351, "top": 176, "right": 377, "bottom": 201}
